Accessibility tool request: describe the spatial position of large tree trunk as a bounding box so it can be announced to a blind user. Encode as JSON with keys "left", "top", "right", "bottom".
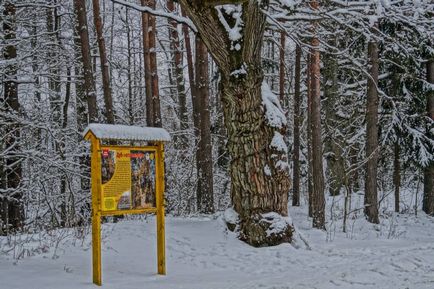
{"left": 194, "top": 37, "right": 215, "bottom": 214}
{"left": 292, "top": 45, "right": 301, "bottom": 207}
{"left": 180, "top": 0, "right": 292, "bottom": 246}
{"left": 423, "top": 59, "right": 434, "bottom": 215}
{"left": 92, "top": 0, "right": 115, "bottom": 124}
{"left": 74, "top": 0, "right": 98, "bottom": 123}
{"left": 309, "top": 2, "right": 326, "bottom": 229}
{"left": 364, "top": 25, "right": 380, "bottom": 224}
{"left": 1, "top": 1, "right": 24, "bottom": 234}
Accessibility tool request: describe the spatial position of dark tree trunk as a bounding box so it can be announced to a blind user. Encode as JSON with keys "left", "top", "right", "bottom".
{"left": 141, "top": 0, "right": 153, "bottom": 126}
{"left": 141, "top": 0, "right": 161, "bottom": 127}
{"left": 292, "top": 45, "right": 301, "bottom": 207}
{"left": 180, "top": 0, "right": 292, "bottom": 246}
{"left": 92, "top": 0, "right": 115, "bottom": 124}
{"left": 323, "top": 48, "right": 344, "bottom": 197}
{"left": 307, "top": 53, "right": 314, "bottom": 218}
{"left": 126, "top": 9, "right": 134, "bottom": 125}
{"left": 279, "top": 32, "right": 285, "bottom": 103}
{"left": 393, "top": 141, "right": 400, "bottom": 213}
{"left": 1, "top": 1, "right": 24, "bottom": 234}
{"left": 309, "top": 4, "right": 325, "bottom": 229}
{"left": 74, "top": 0, "right": 98, "bottom": 123}
{"left": 364, "top": 25, "right": 380, "bottom": 224}
{"left": 423, "top": 59, "right": 434, "bottom": 216}
{"left": 194, "top": 37, "right": 215, "bottom": 214}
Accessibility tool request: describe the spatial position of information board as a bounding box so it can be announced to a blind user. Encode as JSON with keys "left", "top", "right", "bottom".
{"left": 100, "top": 147, "right": 156, "bottom": 211}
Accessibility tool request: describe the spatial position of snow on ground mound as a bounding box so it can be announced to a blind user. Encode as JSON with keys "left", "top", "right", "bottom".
{"left": 1, "top": 194, "right": 434, "bottom": 289}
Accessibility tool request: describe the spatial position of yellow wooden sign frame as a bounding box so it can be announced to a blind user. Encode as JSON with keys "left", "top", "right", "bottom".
{"left": 85, "top": 131, "right": 166, "bottom": 286}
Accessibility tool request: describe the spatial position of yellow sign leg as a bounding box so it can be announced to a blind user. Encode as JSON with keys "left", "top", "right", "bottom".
{"left": 92, "top": 213, "right": 102, "bottom": 285}
{"left": 91, "top": 137, "right": 102, "bottom": 285}
{"left": 156, "top": 144, "right": 166, "bottom": 275}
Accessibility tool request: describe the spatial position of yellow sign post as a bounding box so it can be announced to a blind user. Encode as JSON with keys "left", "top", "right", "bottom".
{"left": 84, "top": 124, "right": 170, "bottom": 286}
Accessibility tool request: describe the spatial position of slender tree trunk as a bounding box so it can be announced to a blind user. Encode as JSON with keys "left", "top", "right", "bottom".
{"left": 92, "top": 0, "right": 115, "bottom": 124}
{"left": 126, "top": 9, "right": 134, "bottom": 125}
{"left": 148, "top": 0, "right": 161, "bottom": 127}
{"left": 307, "top": 53, "right": 314, "bottom": 218}
{"left": 194, "top": 37, "right": 215, "bottom": 214}
{"left": 292, "top": 45, "right": 301, "bottom": 207}
{"left": 168, "top": 0, "right": 188, "bottom": 146}
{"left": 393, "top": 141, "right": 400, "bottom": 213}
{"left": 74, "top": 0, "right": 98, "bottom": 123}
{"left": 423, "top": 59, "right": 434, "bottom": 215}
{"left": 279, "top": 31, "right": 285, "bottom": 103}
{"left": 181, "top": 0, "right": 292, "bottom": 246}
{"left": 310, "top": 1, "right": 325, "bottom": 229}
{"left": 141, "top": 0, "right": 153, "bottom": 126}
{"left": 46, "top": 0, "right": 62, "bottom": 125}
{"left": 1, "top": 1, "right": 24, "bottom": 233}
{"left": 364, "top": 25, "right": 380, "bottom": 224}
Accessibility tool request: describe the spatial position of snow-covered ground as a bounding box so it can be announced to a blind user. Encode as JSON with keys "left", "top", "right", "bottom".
{"left": 1, "top": 195, "right": 434, "bottom": 289}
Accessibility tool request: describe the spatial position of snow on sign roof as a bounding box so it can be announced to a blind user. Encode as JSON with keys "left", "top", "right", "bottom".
{"left": 83, "top": 123, "right": 171, "bottom": 142}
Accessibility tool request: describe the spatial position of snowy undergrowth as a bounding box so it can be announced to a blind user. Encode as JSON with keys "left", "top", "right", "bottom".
{"left": 1, "top": 188, "right": 434, "bottom": 289}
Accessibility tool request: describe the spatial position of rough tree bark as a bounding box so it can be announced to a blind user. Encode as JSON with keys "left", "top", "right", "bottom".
{"left": 292, "top": 45, "right": 301, "bottom": 207}
{"left": 423, "top": 59, "right": 434, "bottom": 216}
{"left": 92, "top": 0, "right": 115, "bottom": 124}
{"left": 194, "top": 37, "right": 215, "bottom": 214}
{"left": 0, "top": 1, "right": 24, "bottom": 234}
{"left": 310, "top": 0, "right": 325, "bottom": 229}
{"left": 180, "top": 0, "right": 292, "bottom": 246}
{"left": 364, "top": 25, "right": 380, "bottom": 224}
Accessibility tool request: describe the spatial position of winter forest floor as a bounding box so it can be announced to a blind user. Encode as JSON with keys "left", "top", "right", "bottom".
{"left": 1, "top": 193, "right": 434, "bottom": 289}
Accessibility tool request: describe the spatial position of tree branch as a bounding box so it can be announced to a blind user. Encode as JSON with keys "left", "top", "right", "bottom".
{"left": 109, "top": 0, "right": 197, "bottom": 32}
